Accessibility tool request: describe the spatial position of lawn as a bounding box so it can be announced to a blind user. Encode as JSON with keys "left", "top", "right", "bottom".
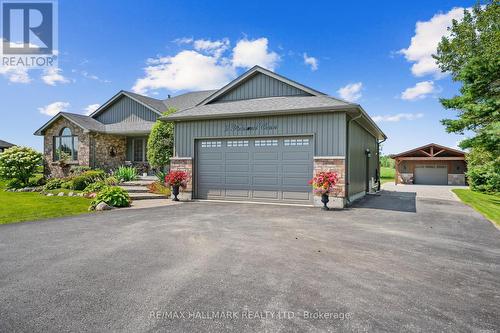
{"left": 380, "top": 166, "right": 395, "bottom": 184}
{"left": 0, "top": 180, "right": 91, "bottom": 225}
{"left": 453, "top": 189, "right": 500, "bottom": 226}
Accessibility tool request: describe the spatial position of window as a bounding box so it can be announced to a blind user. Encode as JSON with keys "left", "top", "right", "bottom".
{"left": 227, "top": 140, "right": 249, "bottom": 147}
{"left": 53, "top": 127, "right": 78, "bottom": 161}
{"left": 201, "top": 141, "right": 222, "bottom": 148}
{"left": 255, "top": 139, "right": 278, "bottom": 147}
{"left": 284, "top": 138, "right": 309, "bottom": 146}
{"left": 132, "top": 138, "right": 146, "bottom": 162}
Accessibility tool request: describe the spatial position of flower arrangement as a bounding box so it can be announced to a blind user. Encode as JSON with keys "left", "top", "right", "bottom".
{"left": 308, "top": 171, "right": 339, "bottom": 195}
{"left": 165, "top": 170, "right": 189, "bottom": 188}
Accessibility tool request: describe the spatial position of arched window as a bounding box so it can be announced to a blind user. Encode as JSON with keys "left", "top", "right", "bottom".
{"left": 53, "top": 127, "right": 79, "bottom": 161}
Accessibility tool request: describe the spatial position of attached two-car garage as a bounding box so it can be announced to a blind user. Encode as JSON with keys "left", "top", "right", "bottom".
{"left": 196, "top": 137, "right": 313, "bottom": 204}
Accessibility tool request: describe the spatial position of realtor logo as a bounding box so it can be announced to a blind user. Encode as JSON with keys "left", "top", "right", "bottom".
{"left": 1, "top": 0, "right": 57, "bottom": 68}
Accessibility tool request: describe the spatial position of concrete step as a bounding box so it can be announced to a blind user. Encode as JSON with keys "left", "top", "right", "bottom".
{"left": 128, "top": 192, "right": 168, "bottom": 200}
{"left": 119, "top": 185, "right": 149, "bottom": 193}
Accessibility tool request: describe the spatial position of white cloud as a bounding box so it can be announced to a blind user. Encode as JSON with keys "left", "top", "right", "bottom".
{"left": 83, "top": 104, "right": 100, "bottom": 115}
{"left": 303, "top": 53, "right": 318, "bottom": 71}
{"left": 372, "top": 113, "right": 424, "bottom": 123}
{"left": 173, "top": 37, "right": 194, "bottom": 45}
{"left": 337, "top": 82, "right": 363, "bottom": 102}
{"left": 78, "top": 70, "right": 111, "bottom": 83}
{"left": 38, "top": 102, "right": 70, "bottom": 116}
{"left": 401, "top": 81, "right": 435, "bottom": 100}
{"left": 0, "top": 66, "right": 31, "bottom": 83}
{"left": 399, "top": 7, "right": 465, "bottom": 77}
{"left": 232, "top": 38, "right": 280, "bottom": 70}
{"left": 193, "top": 38, "right": 230, "bottom": 58}
{"left": 41, "top": 67, "right": 69, "bottom": 86}
{"left": 132, "top": 50, "right": 236, "bottom": 94}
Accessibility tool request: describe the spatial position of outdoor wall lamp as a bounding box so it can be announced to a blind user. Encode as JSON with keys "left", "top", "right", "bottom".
{"left": 365, "top": 149, "right": 371, "bottom": 158}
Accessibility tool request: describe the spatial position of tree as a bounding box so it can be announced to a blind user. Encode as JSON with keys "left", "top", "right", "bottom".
{"left": 0, "top": 146, "right": 43, "bottom": 186}
{"left": 433, "top": 1, "right": 500, "bottom": 155}
{"left": 147, "top": 107, "right": 176, "bottom": 169}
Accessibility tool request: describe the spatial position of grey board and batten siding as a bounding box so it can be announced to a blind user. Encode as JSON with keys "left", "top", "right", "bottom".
{"left": 174, "top": 112, "right": 347, "bottom": 157}
{"left": 348, "top": 120, "right": 378, "bottom": 197}
{"left": 212, "top": 72, "right": 311, "bottom": 103}
{"left": 95, "top": 96, "right": 160, "bottom": 125}
{"left": 196, "top": 137, "right": 313, "bottom": 203}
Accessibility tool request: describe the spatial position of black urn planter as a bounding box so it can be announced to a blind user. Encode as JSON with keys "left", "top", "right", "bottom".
{"left": 321, "top": 193, "right": 330, "bottom": 210}
{"left": 172, "top": 185, "right": 180, "bottom": 201}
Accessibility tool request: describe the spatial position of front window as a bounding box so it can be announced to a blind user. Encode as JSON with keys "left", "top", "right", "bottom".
{"left": 53, "top": 127, "right": 78, "bottom": 161}
{"left": 132, "top": 138, "right": 146, "bottom": 162}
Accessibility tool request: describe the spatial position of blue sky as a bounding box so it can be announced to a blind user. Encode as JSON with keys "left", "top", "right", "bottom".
{"left": 0, "top": 0, "right": 475, "bottom": 154}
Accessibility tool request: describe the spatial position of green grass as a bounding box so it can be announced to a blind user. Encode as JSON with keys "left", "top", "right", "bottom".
{"left": 380, "top": 166, "right": 395, "bottom": 185}
{"left": 0, "top": 180, "right": 91, "bottom": 225}
{"left": 453, "top": 189, "right": 500, "bottom": 226}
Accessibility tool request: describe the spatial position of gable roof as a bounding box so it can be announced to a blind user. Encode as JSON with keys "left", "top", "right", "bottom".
{"left": 198, "top": 66, "right": 327, "bottom": 105}
{"left": 391, "top": 143, "right": 465, "bottom": 158}
{"left": 34, "top": 112, "right": 105, "bottom": 135}
{"left": 164, "top": 90, "right": 216, "bottom": 111}
{"left": 0, "top": 139, "right": 14, "bottom": 148}
{"left": 89, "top": 91, "right": 166, "bottom": 118}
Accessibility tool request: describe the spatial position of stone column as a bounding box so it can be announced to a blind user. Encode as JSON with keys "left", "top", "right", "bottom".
{"left": 170, "top": 157, "right": 193, "bottom": 201}
{"left": 313, "top": 156, "right": 346, "bottom": 209}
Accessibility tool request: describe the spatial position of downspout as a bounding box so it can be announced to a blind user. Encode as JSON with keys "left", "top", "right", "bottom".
{"left": 376, "top": 137, "right": 387, "bottom": 191}
{"left": 345, "top": 110, "right": 363, "bottom": 205}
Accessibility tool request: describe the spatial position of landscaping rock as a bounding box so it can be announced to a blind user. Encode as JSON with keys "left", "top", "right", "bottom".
{"left": 68, "top": 192, "right": 74, "bottom": 197}
{"left": 57, "top": 192, "right": 65, "bottom": 196}
{"left": 77, "top": 193, "right": 84, "bottom": 197}
{"left": 95, "top": 202, "right": 113, "bottom": 211}
{"left": 46, "top": 193, "right": 54, "bottom": 196}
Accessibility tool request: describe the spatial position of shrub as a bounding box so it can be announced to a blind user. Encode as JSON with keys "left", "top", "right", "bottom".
{"left": 28, "top": 174, "right": 46, "bottom": 187}
{"left": 90, "top": 186, "right": 130, "bottom": 209}
{"left": 0, "top": 146, "right": 42, "bottom": 186}
{"left": 147, "top": 108, "right": 176, "bottom": 169}
{"left": 466, "top": 147, "right": 500, "bottom": 193}
{"left": 69, "top": 165, "right": 91, "bottom": 175}
{"left": 115, "top": 166, "right": 138, "bottom": 182}
{"left": 147, "top": 181, "right": 171, "bottom": 196}
{"left": 44, "top": 178, "right": 64, "bottom": 190}
{"left": 70, "top": 176, "right": 89, "bottom": 191}
{"left": 6, "top": 178, "right": 23, "bottom": 190}
{"left": 104, "top": 176, "right": 119, "bottom": 186}
{"left": 83, "top": 181, "right": 108, "bottom": 195}
{"left": 81, "top": 170, "right": 106, "bottom": 183}
{"left": 155, "top": 170, "right": 167, "bottom": 183}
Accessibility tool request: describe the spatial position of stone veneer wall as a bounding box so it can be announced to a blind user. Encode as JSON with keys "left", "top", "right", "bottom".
{"left": 91, "top": 133, "right": 127, "bottom": 172}
{"left": 43, "top": 117, "right": 90, "bottom": 177}
{"left": 448, "top": 174, "right": 465, "bottom": 185}
{"left": 313, "top": 157, "right": 346, "bottom": 208}
{"left": 170, "top": 157, "right": 193, "bottom": 201}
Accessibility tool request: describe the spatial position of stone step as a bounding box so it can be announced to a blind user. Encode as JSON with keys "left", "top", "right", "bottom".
{"left": 119, "top": 185, "right": 149, "bottom": 193}
{"left": 121, "top": 180, "right": 156, "bottom": 186}
{"left": 128, "top": 192, "right": 168, "bottom": 200}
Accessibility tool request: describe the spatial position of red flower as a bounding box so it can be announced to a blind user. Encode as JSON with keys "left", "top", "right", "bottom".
{"left": 165, "top": 170, "right": 189, "bottom": 188}
{"left": 308, "top": 171, "right": 339, "bottom": 195}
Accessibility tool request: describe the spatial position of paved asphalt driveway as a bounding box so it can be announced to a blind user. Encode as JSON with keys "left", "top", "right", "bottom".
{"left": 1, "top": 190, "right": 499, "bottom": 332}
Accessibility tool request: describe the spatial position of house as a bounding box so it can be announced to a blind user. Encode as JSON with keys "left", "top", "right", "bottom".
{"left": 34, "top": 65, "right": 386, "bottom": 207}
{"left": 391, "top": 143, "right": 466, "bottom": 185}
{"left": 163, "top": 66, "right": 386, "bottom": 208}
{"left": 0, "top": 139, "right": 14, "bottom": 153}
{"left": 34, "top": 90, "right": 214, "bottom": 177}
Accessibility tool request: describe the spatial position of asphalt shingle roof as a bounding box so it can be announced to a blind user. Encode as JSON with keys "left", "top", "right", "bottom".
{"left": 0, "top": 139, "right": 14, "bottom": 148}
{"left": 163, "top": 90, "right": 216, "bottom": 111}
{"left": 166, "top": 95, "right": 356, "bottom": 120}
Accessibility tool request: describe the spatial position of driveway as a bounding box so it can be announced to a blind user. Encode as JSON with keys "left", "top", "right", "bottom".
{"left": 382, "top": 182, "right": 468, "bottom": 201}
{"left": 1, "top": 192, "right": 499, "bottom": 332}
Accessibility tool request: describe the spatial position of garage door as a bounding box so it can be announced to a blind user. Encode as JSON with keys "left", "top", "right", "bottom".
{"left": 414, "top": 165, "right": 448, "bottom": 185}
{"left": 196, "top": 137, "right": 313, "bottom": 203}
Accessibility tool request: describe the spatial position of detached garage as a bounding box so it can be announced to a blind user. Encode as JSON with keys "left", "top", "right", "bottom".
{"left": 164, "top": 66, "right": 386, "bottom": 208}
{"left": 392, "top": 143, "right": 467, "bottom": 185}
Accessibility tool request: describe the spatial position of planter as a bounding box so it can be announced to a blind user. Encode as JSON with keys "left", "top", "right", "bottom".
{"left": 321, "top": 193, "right": 330, "bottom": 210}
{"left": 172, "top": 185, "right": 180, "bottom": 201}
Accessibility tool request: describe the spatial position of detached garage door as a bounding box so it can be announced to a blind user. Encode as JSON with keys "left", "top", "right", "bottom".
{"left": 414, "top": 165, "right": 448, "bottom": 185}
{"left": 196, "top": 137, "right": 313, "bottom": 204}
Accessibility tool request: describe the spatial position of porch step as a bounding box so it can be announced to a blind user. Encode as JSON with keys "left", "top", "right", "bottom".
{"left": 119, "top": 185, "right": 149, "bottom": 193}
{"left": 120, "top": 180, "right": 155, "bottom": 187}
{"left": 128, "top": 192, "right": 168, "bottom": 200}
